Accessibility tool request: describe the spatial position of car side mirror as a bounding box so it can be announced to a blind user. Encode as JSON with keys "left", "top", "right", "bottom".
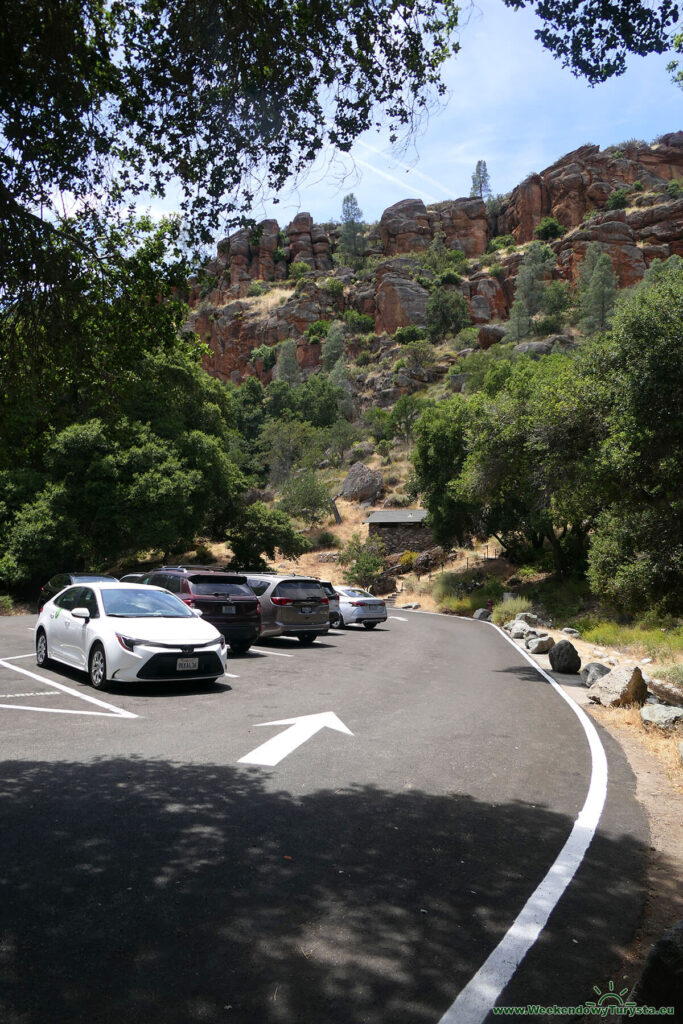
{"left": 72, "top": 607, "right": 90, "bottom": 620}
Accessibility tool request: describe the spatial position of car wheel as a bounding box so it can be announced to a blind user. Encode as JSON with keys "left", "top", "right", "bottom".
{"left": 337, "top": 614, "right": 345, "bottom": 628}
{"left": 36, "top": 629, "right": 50, "bottom": 667}
{"left": 298, "top": 633, "right": 317, "bottom": 645}
{"left": 89, "top": 643, "right": 109, "bottom": 690}
{"left": 329, "top": 613, "right": 341, "bottom": 628}
{"left": 230, "top": 642, "right": 251, "bottom": 655}
{"left": 363, "top": 622, "right": 378, "bottom": 630}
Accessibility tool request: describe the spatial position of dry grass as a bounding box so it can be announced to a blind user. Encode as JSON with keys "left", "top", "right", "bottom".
{"left": 240, "top": 285, "right": 294, "bottom": 318}
{"left": 587, "top": 704, "right": 683, "bottom": 793}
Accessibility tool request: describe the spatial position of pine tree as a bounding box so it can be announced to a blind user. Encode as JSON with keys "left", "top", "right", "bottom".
{"left": 273, "top": 339, "right": 301, "bottom": 384}
{"left": 321, "top": 321, "right": 346, "bottom": 371}
{"left": 507, "top": 242, "right": 556, "bottom": 340}
{"left": 470, "top": 160, "right": 492, "bottom": 200}
{"left": 338, "top": 194, "right": 366, "bottom": 268}
{"left": 579, "top": 252, "right": 617, "bottom": 335}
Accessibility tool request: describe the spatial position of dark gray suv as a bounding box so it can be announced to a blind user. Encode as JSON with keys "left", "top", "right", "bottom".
{"left": 244, "top": 574, "right": 329, "bottom": 644}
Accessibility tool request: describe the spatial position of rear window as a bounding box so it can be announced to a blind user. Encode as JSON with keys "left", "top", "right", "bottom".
{"left": 246, "top": 579, "right": 270, "bottom": 596}
{"left": 320, "top": 582, "right": 336, "bottom": 599}
{"left": 274, "top": 580, "right": 324, "bottom": 601}
{"left": 188, "top": 576, "right": 253, "bottom": 597}
{"left": 341, "top": 588, "right": 372, "bottom": 598}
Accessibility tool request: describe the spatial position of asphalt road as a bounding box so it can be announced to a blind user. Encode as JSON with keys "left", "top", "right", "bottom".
{"left": 0, "top": 611, "right": 648, "bottom": 1023}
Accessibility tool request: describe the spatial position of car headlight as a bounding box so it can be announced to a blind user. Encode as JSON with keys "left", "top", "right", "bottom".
{"left": 115, "top": 634, "right": 139, "bottom": 652}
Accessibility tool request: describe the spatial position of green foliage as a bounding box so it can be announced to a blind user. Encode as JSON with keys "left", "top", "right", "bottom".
{"left": 355, "top": 350, "right": 372, "bottom": 367}
{"left": 470, "top": 159, "right": 492, "bottom": 200}
{"left": 666, "top": 178, "right": 683, "bottom": 198}
{"left": 632, "top": 180, "right": 643, "bottom": 191}
{"left": 273, "top": 339, "right": 301, "bottom": 384}
{"left": 337, "top": 194, "right": 366, "bottom": 269}
{"left": 391, "top": 394, "right": 427, "bottom": 442}
{"left": 279, "top": 471, "right": 332, "bottom": 527}
{"left": 0, "top": 594, "right": 15, "bottom": 614}
{"left": 250, "top": 343, "right": 278, "bottom": 371}
{"left": 343, "top": 309, "right": 374, "bottom": 334}
{"left": 491, "top": 596, "right": 532, "bottom": 625}
{"left": 225, "top": 502, "right": 310, "bottom": 571}
{"left": 258, "top": 418, "right": 323, "bottom": 483}
{"left": 321, "top": 321, "right": 346, "bottom": 370}
{"left": 376, "top": 439, "right": 392, "bottom": 461}
{"left": 394, "top": 324, "right": 426, "bottom": 344}
{"left": 425, "top": 287, "right": 471, "bottom": 341}
{"left": 247, "top": 281, "right": 265, "bottom": 297}
{"left": 579, "top": 251, "right": 617, "bottom": 335}
{"left": 534, "top": 216, "right": 566, "bottom": 240}
{"left": 402, "top": 340, "right": 436, "bottom": 372}
{"left": 365, "top": 408, "right": 395, "bottom": 444}
{"left": 398, "top": 550, "right": 419, "bottom": 570}
{"left": 606, "top": 187, "right": 629, "bottom": 210}
{"left": 434, "top": 269, "right": 462, "bottom": 287}
{"left": 339, "top": 532, "right": 386, "bottom": 590}
{"left": 506, "top": 241, "right": 556, "bottom": 341}
{"left": 288, "top": 261, "right": 310, "bottom": 281}
{"left": 321, "top": 277, "right": 344, "bottom": 299}
{"left": 325, "top": 418, "right": 360, "bottom": 464}
{"left": 487, "top": 234, "right": 516, "bottom": 252}
{"left": 305, "top": 319, "right": 332, "bottom": 342}
{"left": 314, "top": 529, "right": 341, "bottom": 549}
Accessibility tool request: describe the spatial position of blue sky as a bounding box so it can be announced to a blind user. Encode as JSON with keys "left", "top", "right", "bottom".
{"left": 242, "top": 0, "right": 681, "bottom": 229}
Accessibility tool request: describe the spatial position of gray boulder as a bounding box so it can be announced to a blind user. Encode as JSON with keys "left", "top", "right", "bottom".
{"left": 514, "top": 340, "right": 552, "bottom": 358}
{"left": 515, "top": 611, "right": 539, "bottom": 626}
{"left": 640, "top": 705, "right": 683, "bottom": 729}
{"left": 562, "top": 627, "right": 580, "bottom": 638}
{"left": 647, "top": 675, "right": 683, "bottom": 709}
{"left": 473, "top": 608, "right": 491, "bottom": 621}
{"left": 580, "top": 662, "right": 611, "bottom": 687}
{"left": 527, "top": 635, "right": 555, "bottom": 654}
{"left": 549, "top": 640, "right": 581, "bottom": 674}
{"left": 631, "top": 919, "right": 683, "bottom": 1016}
{"left": 509, "top": 621, "right": 532, "bottom": 639}
{"left": 588, "top": 665, "right": 648, "bottom": 707}
{"left": 341, "top": 462, "right": 383, "bottom": 502}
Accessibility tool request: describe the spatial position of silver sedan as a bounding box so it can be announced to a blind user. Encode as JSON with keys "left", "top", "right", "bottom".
{"left": 333, "top": 586, "right": 387, "bottom": 629}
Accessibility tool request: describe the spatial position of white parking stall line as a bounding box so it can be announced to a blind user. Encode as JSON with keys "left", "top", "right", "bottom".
{"left": 250, "top": 647, "right": 295, "bottom": 658}
{"left": 3, "top": 653, "right": 38, "bottom": 660}
{"left": 389, "top": 616, "right": 408, "bottom": 621}
{"left": 0, "top": 659, "right": 138, "bottom": 718}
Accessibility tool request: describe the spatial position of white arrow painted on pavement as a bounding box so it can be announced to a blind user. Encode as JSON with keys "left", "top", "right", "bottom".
{"left": 238, "top": 712, "right": 353, "bottom": 766}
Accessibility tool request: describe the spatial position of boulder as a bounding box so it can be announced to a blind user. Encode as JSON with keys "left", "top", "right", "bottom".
{"left": 588, "top": 665, "right": 648, "bottom": 707}
{"left": 477, "top": 324, "right": 507, "bottom": 350}
{"left": 562, "top": 627, "right": 580, "bottom": 637}
{"left": 631, "top": 918, "right": 683, "bottom": 1016}
{"left": 340, "top": 462, "right": 383, "bottom": 502}
{"left": 580, "top": 662, "right": 611, "bottom": 687}
{"left": 647, "top": 675, "right": 683, "bottom": 709}
{"left": 514, "top": 340, "right": 553, "bottom": 358}
{"left": 527, "top": 635, "right": 555, "bottom": 654}
{"left": 640, "top": 705, "right": 683, "bottom": 729}
{"left": 509, "top": 621, "right": 532, "bottom": 639}
{"left": 413, "top": 546, "right": 446, "bottom": 574}
{"left": 515, "top": 611, "right": 539, "bottom": 626}
{"left": 473, "top": 608, "right": 491, "bottom": 621}
{"left": 549, "top": 640, "right": 581, "bottom": 674}
{"left": 374, "top": 274, "right": 430, "bottom": 335}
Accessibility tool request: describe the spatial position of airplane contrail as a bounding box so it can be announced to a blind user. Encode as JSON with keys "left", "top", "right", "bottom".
{"left": 354, "top": 157, "right": 440, "bottom": 204}
{"left": 357, "top": 140, "right": 454, "bottom": 198}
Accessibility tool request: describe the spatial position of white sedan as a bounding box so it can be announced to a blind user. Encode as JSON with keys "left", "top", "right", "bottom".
{"left": 333, "top": 586, "right": 388, "bottom": 629}
{"left": 35, "top": 582, "right": 228, "bottom": 690}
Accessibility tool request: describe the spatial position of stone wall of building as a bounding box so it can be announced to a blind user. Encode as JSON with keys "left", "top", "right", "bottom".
{"left": 369, "top": 523, "right": 434, "bottom": 555}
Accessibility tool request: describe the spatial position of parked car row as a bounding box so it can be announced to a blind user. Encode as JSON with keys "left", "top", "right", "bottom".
{"left": 35, "top": 568, "right": 388, "bottom": 691}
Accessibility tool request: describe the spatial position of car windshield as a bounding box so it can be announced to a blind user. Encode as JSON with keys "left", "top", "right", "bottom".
{"left": 101, "top": 588, "right": 194, "bottom": 618}
{"left": 274, "top": 580, "right": 323, "bottom": 600}
{"left": 187, "top": 576, "right": 253, "bottom": 597}
{"left": 342, "top": 588, "right": 373, "bottom": 598}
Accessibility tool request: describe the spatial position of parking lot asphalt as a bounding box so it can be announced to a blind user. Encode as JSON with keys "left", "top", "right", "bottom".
{"left": 0, "top": 612, "right": 648, "bottom": 1023}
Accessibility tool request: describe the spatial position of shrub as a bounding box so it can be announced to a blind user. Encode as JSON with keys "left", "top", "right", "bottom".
{"left": 376, "top": 439, "right": 392, "bottom": 461}
{"left": 0, "top": 594, "right": 14, "bottom": 615}
{"left": 632, "top": 180, "right": 643, "bottom": 191}
{"left": 343, "top": 309, "right": 374, "bottom": 334}
{"left": 394, "top": 324, "right": 425, "bottom": 344}
{"left": 249, "top": 343, "right": 278, "bottom": 370}
{"left": 393, "top": 357, "right": 407, "bottom": 370}
{"left": 491, "top": 596, "right": 533, "bottom": 624}
{"left": 355, "top": 350, "right": 372, "bottom": 367}
{"left": 666, "top": 179, "right": 683, "bottom": 198}
{"left": 305, "top": 319, "right": 331, "bottom": 342}
{"left": 534, "top": 216, "right": 566, "bottom": 241}
{"left": 339, "top": 532, "right": 386, "bottom": 590}
{"left": 399, "top": 550, "right": 419, "bottom": 570}
{"left": 490, "top": 264, "right": 507, "bottom": 281}
{"left": 425, "top": 287, "right": 471, "bottom": 342}
{"left": 487, "top": 234, "right": 516, "bottom": 252}
{"left": 435, "top": 269, "right": 462, "bottom": 287}
{"left": 246, "top": 281, "right": 264, "bottom": 297}
{"left": 315, "top": 529, "right": 341, "bottom": 548}
{"left": 288, "top": 261, "right": 310, "bottom": 280}
{"left": 321, "top": 277, "right": 344, "bottom": 298}
{"left": 606, "top": 188, "right": 629, "bottom": 210}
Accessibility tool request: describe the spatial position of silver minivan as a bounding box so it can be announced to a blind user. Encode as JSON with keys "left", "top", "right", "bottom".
{"left": 244, "top": 574, "right": 329, "bottom": 644}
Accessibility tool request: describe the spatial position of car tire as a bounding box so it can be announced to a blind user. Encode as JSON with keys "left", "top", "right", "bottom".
{"left": 36, "top": 629, "right": 50, "bottom": 668}
{"left": 329, "top": 613, "right": 341, "bottom": 628}
{"left": 89, "top": 643, "right": 109, "bottom": 690}
{"left": 298, "top": 633, "right": 317, "bottom": 645}
{"left": 230, "top": 642, "right": 251, "bottom": 655}
{"left": 337, "top": 614, "right": 345, "bottom": 628}
{"left": 363, "top": 622, "right": 378, "bottom": 630}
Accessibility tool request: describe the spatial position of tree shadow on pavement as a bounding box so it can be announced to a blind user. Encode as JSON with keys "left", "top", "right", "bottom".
{"left": 0, "top": 757, "right": 665, "bottom": 1024}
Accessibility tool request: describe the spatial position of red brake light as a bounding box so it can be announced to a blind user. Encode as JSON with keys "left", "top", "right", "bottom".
{"left": 271, "top": 596, "right": 294, "bottom": 606}
{"left": 320, "top": 597, "right": 329, "bottom": 605}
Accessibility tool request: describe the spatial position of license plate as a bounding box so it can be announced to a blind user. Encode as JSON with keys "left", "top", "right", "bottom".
{"left": 300, "top": 606, "right": 312, "bottom": 615}
{"left": 177, "top": 657, "right": 199, "bottom": 671}
{"left": 222, "top": 605, "right": 235, "bottom": 614}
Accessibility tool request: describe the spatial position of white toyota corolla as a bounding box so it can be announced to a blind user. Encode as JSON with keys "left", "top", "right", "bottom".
{"left": 35, "top": 582, "right": 228, "bottom": 690}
